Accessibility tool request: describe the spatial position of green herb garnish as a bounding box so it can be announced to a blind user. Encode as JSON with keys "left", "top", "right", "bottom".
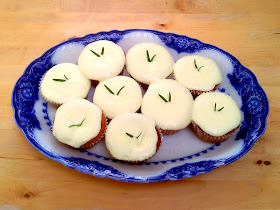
{"left": 90, "top": 50, "right": 100, "bottom": 57}
{"left": 214, "top": 103, "right": 224, "bottom": 112}
{"left": 194, "top": 59, "right": 204, "bottom": 71}
{"left": 117, "top": 86, "right": 125, "bottom": 95}
{"left": 218, "top": 107, "right": 224, "bottom": 111}
{"left": 53, "top": 79, "right": 66, "bottom": 82}
{"left": 90, "top": 47, "right": 105, "bottom": 57}
{"left": 69, "top": 118, "right": 86, "bottom": 128}
{"left": 146, "top": 50, "right": 157, "bottom": 62}
{"left": 64, "top": 74, "right": 69, "bottom": 80}
{"left": 158, "top": 92, "right": 171, "bottom": 103}
{"left": 104, "top": 84, "right": 114, "bottom": 94}
{"left": 126, "top": 133, "right": 133, "bottom": 138}
{"left": 136, "top": 132, "right": 142, "bottom": 139}
{"left": 158, "top": 94, "right": 168, "bottom": 102}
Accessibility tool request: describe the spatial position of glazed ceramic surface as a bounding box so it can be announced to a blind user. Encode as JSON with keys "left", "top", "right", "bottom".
{"left": 12, "top": 29, "right": 269, "bottom": 182}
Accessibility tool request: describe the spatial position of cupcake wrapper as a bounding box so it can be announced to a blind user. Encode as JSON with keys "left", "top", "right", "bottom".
{"left": 189, "top": 84, "right": 220, "bottom": 99}
{"left": 160, "top": 129, "right": 179, "bottom": 135}
{"left": 79, "top": 114, "right": 108, "bottom": 149}
{"left": 173, "top": 73, "right": 220, "bottom": 98}
{"left": 192, "top": 122, "right": 239, "bottom": 143}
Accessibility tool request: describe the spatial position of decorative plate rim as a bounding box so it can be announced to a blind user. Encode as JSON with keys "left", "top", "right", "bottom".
{"left": 11, "top": 29, "right": 269, "bottom": 182}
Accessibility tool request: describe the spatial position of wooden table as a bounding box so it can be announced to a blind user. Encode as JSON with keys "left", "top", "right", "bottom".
{"left": 1, "top": 0, "right": 279, "bottom": 208}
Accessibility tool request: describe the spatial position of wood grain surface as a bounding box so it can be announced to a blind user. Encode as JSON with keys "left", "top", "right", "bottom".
{"left": 1, "top": 0, "right": 279, "bottom": 209}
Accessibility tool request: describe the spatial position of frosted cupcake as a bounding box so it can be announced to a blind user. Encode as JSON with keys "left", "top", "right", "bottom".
{"left": 93, "top": 76, "right": 142, "bottom": 119}
{"left": 192, "top": 92, "right": 241, "bottom": 143}
{"left": 52, "top": 99, "right": 106, "bottom": 149}
{"left": 174, "top": 55, "right": 222, "bottom": 98}
{"left": 40, "top": 63, "right": 91, "bottom": 105}
{"left": 126, "top": 42, "right": 174, "bottom": 87}
{"left": 105, "top": 113, "right": 161, "bottom": 162}
{"left": 78, "top": 40, "right": 125, "bottom": 83}
{"left": 141, "top": 79, "right": 193, "bottom": 135}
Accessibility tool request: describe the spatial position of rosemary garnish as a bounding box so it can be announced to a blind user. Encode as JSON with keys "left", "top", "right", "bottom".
{"left": 104, "top": 85, "right": 125, "bottom": 95}
{"left": 214, "top": 103, "right": 224, "bottom": 112}
{"left": 90, "top": 47, "right": 105, "bottom": 57}
{"left": 126, "top": 132, "right": 133, "bottom": 138}
{"left": 90, "top": 50, "right": 100, "bottom": 57}
{"left": 194, "top": 59, "right": 204, "bottom": 71}
{"left": 158, "top": 92, "right": 171, "bottom": 103}
{"left": 218, "top": 107, "right": 224, "bottom": 111}
{"left": 53, "top": 74, "right": 69, "bottom": 82}
{"left": 117, "top": 86, "right": 125, "bottom": 95}
{"left": 53, "top": 79, "right": 66, "bottom": 82}
{"left": 104, "top": 84, "right": 114, "bottom": 94}
{"left": 69, "top": 118, "right": 86, "bottom": 128}
{"left": 136, "top": 132, "right": 142, "bottom": 139}
{"left": 158, "top": 94, "right": 168, "bottom": 102}
{"left": 146, "top": 50, "right": 157, "bottom": 62}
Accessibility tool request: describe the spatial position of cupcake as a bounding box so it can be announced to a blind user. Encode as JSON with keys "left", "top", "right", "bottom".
{"left": 173, "top": 55, "right": 222, "bottom": 98}
{"left": 40, "top": 63, "right": 91, "bottom": 105}
{"left": 93, "top": 76, "right": 142, "bottom": 119}
{"left": 78, "top": 40, "right": 125, "bottom": 84}
{"left": 52, "top": 99, "right": 106, "bottom": 149}
{"left": 141, "top": 79, "right": 193, "bottom": 135}
{"left": 192, "top": 92, "right": 241, "bottom": 143}
{"left": 105, "top": 112, "right": 161, "bottom": 162}
{"left": 126, "top": 42, "right": 174, "bottom": 87}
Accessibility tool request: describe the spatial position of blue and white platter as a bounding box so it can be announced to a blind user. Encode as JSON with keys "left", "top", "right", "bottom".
{"left": 12, "top": 29, "right": 269, "bottom": 182}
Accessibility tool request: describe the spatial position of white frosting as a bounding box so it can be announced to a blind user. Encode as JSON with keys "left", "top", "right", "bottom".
{"left": 78, "top": 40, "right": 125, "bottom": 81}
{"left": 192, "top": 92, "right": 241, "bottom": 136}
{"left": 126, "top": 42, "right": 174, "bottom": 85}
{"left": 40, "top": 63, "right": 91, "bottom": 104}
{"left": 141, "top": 79, "right": 193, "bottom": 130}
{"left": 93, "top": 76, "right": 142, "bottom": 119}
{"left": 105, "top": 113, "right": 158, "bottom": 161}
{"left": 53, "top": 99, "right": 102, "bottom": 148}
{"left": 174, "top": 55, "right": 222, "bottom": 91}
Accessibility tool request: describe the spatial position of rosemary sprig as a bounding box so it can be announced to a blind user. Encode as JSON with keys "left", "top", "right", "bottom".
{"left": 218, "top": 107, "right": 224, "bottom": 111}
{"left": 158, "top": 92, "right": 171, "bottom": 103}
{"left": 136, "top": 132, "right": 142, "bottom": 139}
{"left": 90, "top": 50, "right": 100, "bottom": 57}
{"left": 69, "top": 118, "right": 86, "bottom": 128}
{"left": 146, "top": 50, "right": 157, "bottom": 62}
{"left": 194, "top": 59, "right": 204, "bottom": 71}
{"left": 126, "top": 133, "right": 133, "bottom": 138}
{"left": 53, "top": 79, "right": 66, "bottom": 82}
{"left": 90, "top": 47, "right": 105, "bottom": 57}
{"left": 214, "top": 103, "right": 224, "bottom": 112}
{"left": 158, "top": 94, "right": 168, "bottom": 102}
{"left": 104, "top": 84, "right": 114, "bottom": 94}
{"left": 117, "top": 86, "right": 125, "bottom": 95}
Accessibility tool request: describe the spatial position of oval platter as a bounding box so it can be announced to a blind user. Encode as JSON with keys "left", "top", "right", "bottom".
{"left": 11, "top": 29, "right": 269, "bottom": 182}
